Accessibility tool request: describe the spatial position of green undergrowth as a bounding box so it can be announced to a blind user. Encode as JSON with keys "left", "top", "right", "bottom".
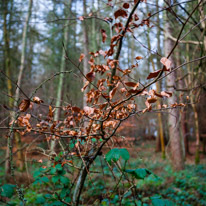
{"left": 0, "top": 145, "right": 206, "bottom": 206}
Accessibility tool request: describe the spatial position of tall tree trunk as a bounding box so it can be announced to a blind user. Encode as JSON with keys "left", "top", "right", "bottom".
{"left": 3, "top": 0, "right": 13, "bottom": 108}
{"left": 177, "top": 44, "right": 190, "bottom": 157}
{"left": 198, "top": 0, "right": 206, "bottom": 50}
{"left": 198, "top": 0, "right": 206, "bottom": 160}
{"left": 50, "top": 0, "right": 71, "bottom": 152}
{"left": 72, "top": 1, "right": 90, "bottom": 205}
{"left": 82, "top": 0, "right": 89, "bottom": 109}
{"left": 92, "top": 0, "right": 97, "bottom": 53}
{"left": 193, "top": 104, "right": 200, "bottom": 164}
{"left": 175, "top": 48, "right": 187, "bottom": 159}
{"left": 5, "top": 0, "right": 33, "bottom": 173}
{"left": 186, "top": 43, "right": 201, "bottom": 163}
{"left": 155, "top": 0, "right": 164, "bottom": 154}
{"left": 164, "top": 2, "right": 184, "bottom": 170}
{"left": 14, "top": 0, "right": 33, "bottom": 104}
{"left": 3, "top": 0, "right": 13, "bottom": 175}
{"left": 146, "top": 3, "right": 165, "bottom": 158}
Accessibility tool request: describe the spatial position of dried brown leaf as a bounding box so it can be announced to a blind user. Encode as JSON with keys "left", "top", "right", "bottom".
{"left": 134, "top": 14, "right": 139, "bottom": 21}
{"left": 125, "top": 81, "right": 139, "bottom": 89}
{"left": 135, "top": 56, "right": 143, "bottom": 60}
{"left": 160, "top": 57, "right": 172, "bottom": 69}
{"left": 109, "top": 87, "right": 117, "bottom": 100}
{"left": 146, "top": 69, "right": 161, "bottom": 79}
{"left": 147, "top": 96, "right": 157, "bottom": 103}
{"left": 19, "top": 99, "right": 30, "bottom": 112}
{"left": 81, "top": 81, "right": 90, "bottom": 92}
{"left": 84, "top": 106, "right": 95, "bottom": 115}
{"left": 33, "top": 96, "right": 44, "bottom": 104}
{"left": 123, "top": 3, "right": 130, "bottom": 9}
{"left": 79, "top": 53, "right": 85, "bottom": 62}
{"left": 120, "top": 88, "right": 127, "bottom": 93}
{"left": 161, "top": 91, "right": 172, "bottom": 98}
{"left": 86, "top": 71, "right": 95, "bottom": 82}
{"left": 49, "top": 105, "right": 54, "bottom": 118}
{"left": 100, "top": 29, "right": 107, "bottom": 43}
{"left": 128, "top": 89, "right": 141, "bottom": 94}
{"left": 79, "top": 16, "right": 84, "bottom": 21}
{"left": 114, "top": 9, "right": 127, "bottom": 19}
{"left": 72, "top": 106, "right": 81, "bottom": 113}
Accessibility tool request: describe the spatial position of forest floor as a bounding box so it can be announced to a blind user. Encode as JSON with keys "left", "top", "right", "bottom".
{"left": 88, "top": 140, "right": 206, "bottom": 206}
{"left": 0, "top": 140, "right": 206, "bottom": 205}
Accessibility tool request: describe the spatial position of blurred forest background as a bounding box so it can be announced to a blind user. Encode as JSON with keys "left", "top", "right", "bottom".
{"left": 0, "top": 0, "right": 206, "bottom": 205}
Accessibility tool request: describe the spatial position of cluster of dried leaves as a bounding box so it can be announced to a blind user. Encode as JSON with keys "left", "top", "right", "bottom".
{"left": 14, "top": 0, "right": 186, "bottom": 159}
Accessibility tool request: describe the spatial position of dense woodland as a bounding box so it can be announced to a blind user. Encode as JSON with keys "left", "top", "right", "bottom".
{"left": 0, "top": 0, "right": 206, "bottom": 205}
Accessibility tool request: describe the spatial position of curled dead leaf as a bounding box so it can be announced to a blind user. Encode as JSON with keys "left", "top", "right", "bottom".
{"left": 120, "top": 88, "right": 127, "bottom": 93}
{"left": 125, "top": 81, "right": 139, "bottom": 89}
{"left": 154, "top": 91, "right": 163, "bottom": 98}
{"left": 142, "top": 108, "right": 148, "bottom": 114}
{"left": 18, "top": 99, "right": 30, "bottom": 112}
{"left": 160, "top": 57, "right": 172, "bottom": 69}
{"left": 100, "top": 29, "right": 107, "bottom": 43}
{"left": 123, "top": 3, "right": 130, "bottom": 9}
{"left": 161, "top": 91, "right": 172, "bottom": 98}
{"left": 79, "top": 16, "right": 84, "bottom": 21}
{"left": 72, "top": 106, "right": 81, "bottom": 113}
{"left": 114, "top": 9, "right": 128, "bottom": 19}
{"left": 147, "top": 97, "right": 157, "bottom": 103}
{"left": 48, "top": 105, "right": 54, "bottom": 118}
{"left": 79, "top": 53, "right": 85, "bottom": 62}
{"left": 135, "top": 56, "right": 143, "bottom": 60}
{"left": 134, "top": 14, "right": 139, "bottom": 21}
{"left": 33, "top": 96, "right": 44, "bottom": 104}
{"left": 84, "top": 106, "right": 95, "bottom": 115}
{"left": 109, "top": 87, "right": 117, "bottom": 100}
{"left": 86, "top": 71, "right": 95, "bottom": 82}
{"left": 81, "top": 81, "right": 90, "bottom": 92}
{"left": 147, "top": 66, "right": 169, "bottom": 79}
{"left": 147, "top": 69, "right": 161, "bottom": 79}
{"left": 127, "top": 104, "right": 136, "bottom": 111}
{"left": 127, "top": 89, "right": 141, "bottom": 94}
{"left": 99, "top": 50, "right": 106, "bottom": 56}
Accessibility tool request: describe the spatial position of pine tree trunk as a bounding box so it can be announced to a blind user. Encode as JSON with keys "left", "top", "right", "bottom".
{"left": 82, "top": 0, "right": 89, "bottom": 109}
{"left": 3, "top": 0, "right": 13, "bottom": 108}
{"left": 5, "top": 0, "right": 33, "bottom": 173}
{"left": 50, "top": 0, "right": 72, "bottom": 152}
{"left": 3, "top": 0, "right": 13, "bottom": 175}
{"left": 15, "top": 0, "right": 32, "bottom": 171}
{"left": 147, "top": 3, "right": 165, "bottom": 158}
